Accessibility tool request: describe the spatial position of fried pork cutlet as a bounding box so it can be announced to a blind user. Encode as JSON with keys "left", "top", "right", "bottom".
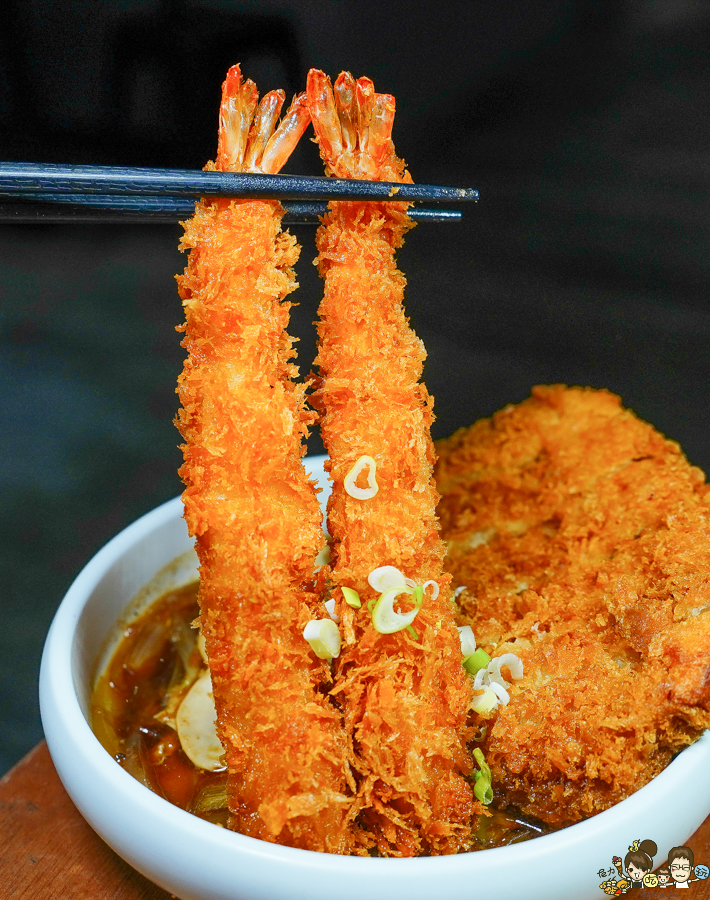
{"left": 435, "top": 385, "right": 710, "bottom": 826}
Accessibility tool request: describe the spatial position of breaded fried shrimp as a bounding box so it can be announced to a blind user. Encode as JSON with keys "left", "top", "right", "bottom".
{"left": 176, "top": 65, "right": 354, "bottom": 852}
{"left": 307, "top": 69, "right": 476, "bottom": 857}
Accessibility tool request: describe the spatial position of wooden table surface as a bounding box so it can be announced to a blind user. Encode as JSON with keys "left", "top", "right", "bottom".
{"left": 2, "top": 742, "right": 710, "bottom": 899}
{"left": 0, "top": 743, "right": 170, "bottom": 899}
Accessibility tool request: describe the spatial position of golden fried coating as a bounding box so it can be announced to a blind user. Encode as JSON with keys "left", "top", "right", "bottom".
{"left": 435, "top": 385, "right": 710, "bottom": 825}
{"left": 307, "top": 70, "right": 476, "bottom": 856}
{"left": 176, "top": 65, "right": 354, "bottom": 852}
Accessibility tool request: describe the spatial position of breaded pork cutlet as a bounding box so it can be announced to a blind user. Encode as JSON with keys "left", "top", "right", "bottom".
{"left": 435, "top": 385, "right": 710, "bottom": 826}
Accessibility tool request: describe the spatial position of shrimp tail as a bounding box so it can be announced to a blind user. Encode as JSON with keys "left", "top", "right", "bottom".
{"left": 306, "top": 68, "right": 405, "bottom": 182}
{"left": 216, "top": 64, "right": 310, "bottom": 176}
{"left": 216, "top": 64, "right": 259, "bottom": 172}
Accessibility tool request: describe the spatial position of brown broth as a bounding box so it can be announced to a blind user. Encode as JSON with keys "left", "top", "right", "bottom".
{"left": 91, "top": 581, "right": 229, "bottom": 826}
{"left": 91, "top": 583, "right": 552, "bottom": 846}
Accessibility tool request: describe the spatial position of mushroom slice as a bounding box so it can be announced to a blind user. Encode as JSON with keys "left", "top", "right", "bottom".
{"left": 196, "top": 631, "right": 209, "bottom": 664}
{"left": 176, "top": 669, "right": 225, "bottom": 771}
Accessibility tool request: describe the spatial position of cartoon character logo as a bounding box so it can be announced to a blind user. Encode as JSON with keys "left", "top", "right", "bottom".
{"left": 669, "top": 846, "right": 694, "bottom": 888}
{"left": 597, "top": 840, "right": 709, "bottom": 894}
{"left": 657, "top": 865, "right": 672, "bottom": 888}
{"left": 625, "top": 839, "right": 657, "bottom": 888}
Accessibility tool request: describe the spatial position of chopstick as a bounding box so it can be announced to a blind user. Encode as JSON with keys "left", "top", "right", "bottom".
{"left": 0, "top": 162, "right": 479, "bottom": 203}
{"left": 0, "top": 196, "right": 462, "bottom": 225}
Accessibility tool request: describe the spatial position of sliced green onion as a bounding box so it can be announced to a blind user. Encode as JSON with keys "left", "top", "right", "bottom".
{"left": 422, "top": 579, "right": 440, "bottom": 600}
{"left": 341, "top": 586, "right": 361, "bottom": 608}
{"left": 488, "top": 652, "right": 524, "bottom": 685}
{"left": 405, "top": 624, "right": 419, "bottom": 640}
{"left": 463, "top": 649, "right": 491, "bottom": 676}
{"left": 457, "top": 625, "right": 477, "bottom": 657}
{"left": 303, "top": 619, "right": 341, "bottom": 659}
{"left": 192, "top": 782, "right": 228, "bottom": 813}
{"left": 371, "top": 586, "right": 422, "bottom": 634}
{"left": 489, "top": 681, "right": 510, "bottom": 707}
{"left": 314, "top": 543, "right": 331, "bottom": 569}
{"left": 344, "top": 455, "right": 378, "bottom": 500}
{"left": 368, "top": 565, "right": 406, "bottom": 593}
{"left": 470, "top": 685, "right": 499, "bottom": 715}
{"left": 324, "top": 598, "right": 340, "bottom": 623}
{"left": 472, "top": 724, "right": 487, "bottom": 742}
{"left": 472, "top": 748, "right": 493, "bottom": 805}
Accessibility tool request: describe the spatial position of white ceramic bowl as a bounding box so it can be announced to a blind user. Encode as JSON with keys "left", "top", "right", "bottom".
{"left": 40, "top": 455, "right": 710, "bottom": 900}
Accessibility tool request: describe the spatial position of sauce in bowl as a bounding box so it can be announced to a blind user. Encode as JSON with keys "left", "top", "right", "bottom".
{"left": 91, "top": 582, "right": 552, "bottom": 848}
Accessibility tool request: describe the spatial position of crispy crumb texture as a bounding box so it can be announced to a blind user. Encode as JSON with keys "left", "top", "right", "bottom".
{"left": 436, "top": 385, "right": 710, "bottom": 825}
{"left": 308, "top": 68, "right": 476, "bottom": 856}
{"left": 176, "top": 65, "right": 355, "bottom": 852}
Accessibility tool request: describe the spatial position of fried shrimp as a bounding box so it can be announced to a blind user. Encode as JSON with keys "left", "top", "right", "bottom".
{"left": 306, "top": 69, "right": 476, "bottom": 857}
{"left": 176, "top": 65, "right": 355, "bottom": 853}
{"left": 436, "top": 386, "right": 710, "bottom": 825}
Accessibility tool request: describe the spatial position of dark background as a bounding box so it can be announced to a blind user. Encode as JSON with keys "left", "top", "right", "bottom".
{"left": 2, "top": 0, "right": 709, "bottom": 776}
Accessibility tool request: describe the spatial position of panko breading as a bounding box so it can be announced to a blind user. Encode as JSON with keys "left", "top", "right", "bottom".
{"left": 435, "top": 385, "right": 710, "bottom": 825}
{"left": 308, "top": 69, "right": 476, "bottom": 856}
{"left": 177, "top": 66, "right": 354, "bottom": 852}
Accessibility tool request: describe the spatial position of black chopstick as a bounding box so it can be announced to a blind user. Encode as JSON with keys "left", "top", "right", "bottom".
{"left": 0, "top": 195, "right": 462, "bottom": 225}
{"left": 0, "top": 162, "right": 478, "bottom": 204}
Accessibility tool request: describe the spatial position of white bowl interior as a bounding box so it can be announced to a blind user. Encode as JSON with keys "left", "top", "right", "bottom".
{"left": 75, "top": 511, "right": 198, "bottom": 716}
{"left": 40, "top": 455, "right": 710, "bottom": 900}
